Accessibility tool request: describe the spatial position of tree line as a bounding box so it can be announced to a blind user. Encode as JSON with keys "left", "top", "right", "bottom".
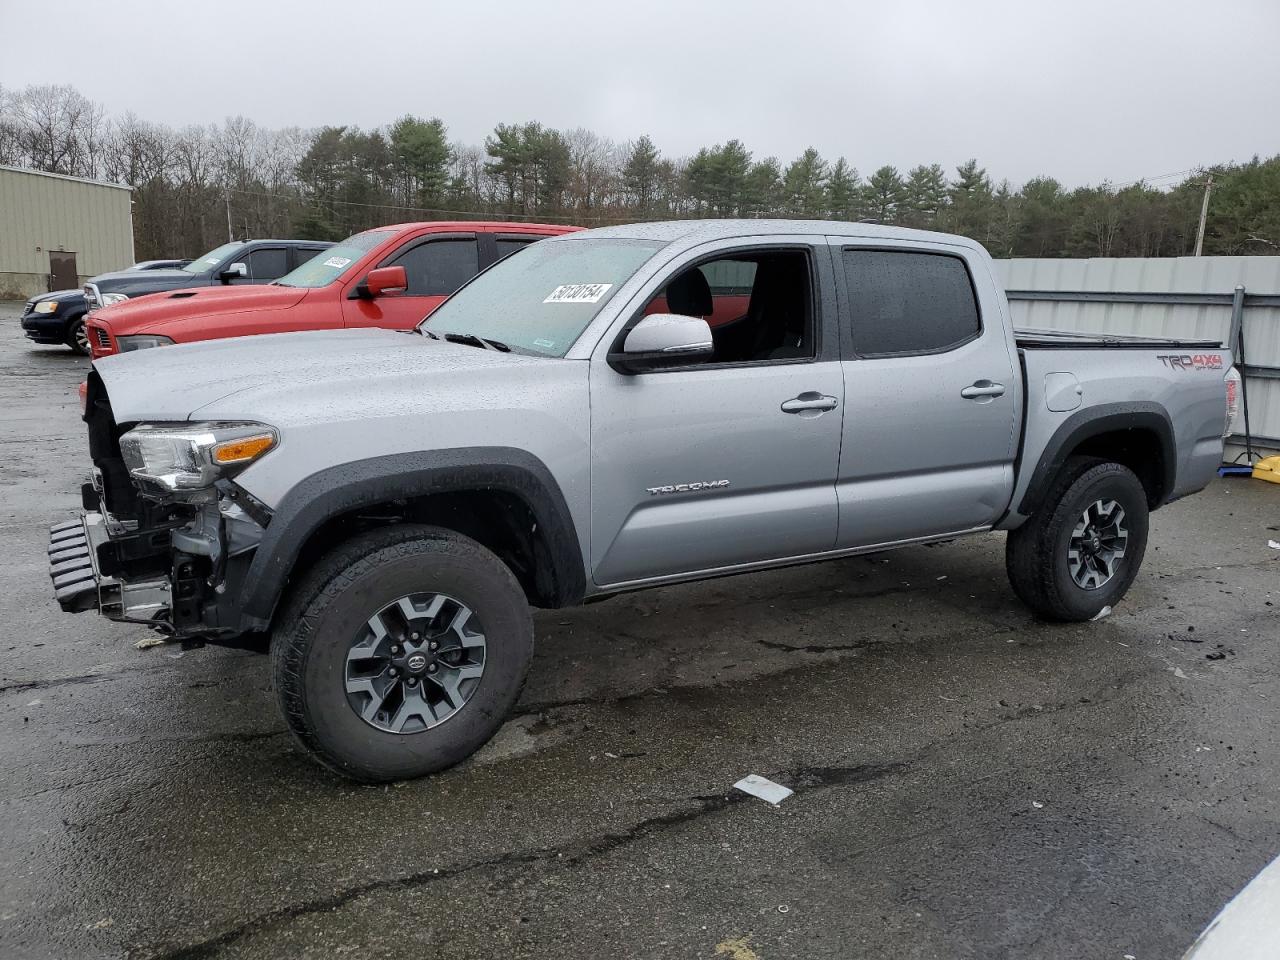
{"left": 3, "top": 83, "right": 1278, "bottom": 262}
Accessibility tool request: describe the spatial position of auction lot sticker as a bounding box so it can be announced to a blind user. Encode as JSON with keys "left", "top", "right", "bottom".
{"left": 544, "top": 283, "right": 612, "bottom": 304}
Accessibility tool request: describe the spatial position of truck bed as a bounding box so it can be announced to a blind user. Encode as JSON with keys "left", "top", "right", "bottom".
{"left": 1015, "top": 327, "right": 1223, "bottom": 350}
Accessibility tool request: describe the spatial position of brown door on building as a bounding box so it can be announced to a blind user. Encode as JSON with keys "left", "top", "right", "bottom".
{"left": 49, "top": 251, "right": 78, "bottom": 292}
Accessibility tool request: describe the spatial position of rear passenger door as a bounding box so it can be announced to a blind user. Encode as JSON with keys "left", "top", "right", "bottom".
{"left": 832, "top": 240, "right": 1020, "bottom": 548}
{"left": 343, "top": 233, "right": 479, "bottom": 330}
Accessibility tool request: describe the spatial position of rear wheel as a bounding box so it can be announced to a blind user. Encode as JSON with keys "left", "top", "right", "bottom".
{"left": 65, "top": 317, "right": 89, "bottom": 356}
{"left": 271, "top": 525, "right": 533, "bottom": 782}
{"left": 1006, "top": 457, "right": 1150, "bottom": 621}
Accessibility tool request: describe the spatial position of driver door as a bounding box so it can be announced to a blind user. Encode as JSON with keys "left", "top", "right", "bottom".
{"left": 587, "top": 241, "right": 844, "bottom": 586}
{"left": 343, "top": 234, "right": 479, "bottom": 331}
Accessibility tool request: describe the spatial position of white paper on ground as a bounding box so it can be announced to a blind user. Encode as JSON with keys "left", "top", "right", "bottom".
{"left": 733, "top": 774, "right": 794, "bottom": 805}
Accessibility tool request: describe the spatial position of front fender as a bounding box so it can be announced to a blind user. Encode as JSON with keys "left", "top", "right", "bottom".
{"left": 236, "top": 447, "right": 586, "bottom": 630}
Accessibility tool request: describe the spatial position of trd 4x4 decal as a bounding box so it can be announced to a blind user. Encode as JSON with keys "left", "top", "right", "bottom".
{"left": 1157, "top": 354, "right": 1223, "bottom": 371}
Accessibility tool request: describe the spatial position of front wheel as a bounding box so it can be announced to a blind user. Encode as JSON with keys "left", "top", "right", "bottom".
{"left": 65, "top": 317, "right": 89, "bottom": 356}
{"left": 1006, "top": 458, "right": 1150, "bottom": 622}
{"left": 271, "top": 525, "right": 534, "bottom": 782}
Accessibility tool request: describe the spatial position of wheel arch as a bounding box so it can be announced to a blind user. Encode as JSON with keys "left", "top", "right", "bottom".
{"left": 1018, "top": 403, "right": 1176, "bottom": 518}
{"left": 237, "top": 448, "right": 586, "bottom": 631}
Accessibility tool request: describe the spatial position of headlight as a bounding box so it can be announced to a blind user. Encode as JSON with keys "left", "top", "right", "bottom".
{"left": 34, "top": 301, "right": 59, "bottom": 314}
{"left": 116, "top": 335, "right": 174, "bottom": 352}
{"left": 101, "top": 293, "right": 130, "bottom": 306}
{"left": 119, "top": 422, "right": 278, "bottom": 493}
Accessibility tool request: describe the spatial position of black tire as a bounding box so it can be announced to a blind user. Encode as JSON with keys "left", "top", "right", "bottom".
{"left": 65, "top": 317, "right": 89, "bottom": 356}
{"left": 270, "top": 524, "right": 533, "bottom": 782}
{"left": 1006, "top": 457, "right": 1150, "bottom": 622}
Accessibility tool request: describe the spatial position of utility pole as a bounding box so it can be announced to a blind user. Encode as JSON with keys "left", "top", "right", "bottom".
{"left": 1194, "top": 174, "right": 1213, "bottom": 256}
{"left": 225, "top": 188, "right": 234, "bottom": 242}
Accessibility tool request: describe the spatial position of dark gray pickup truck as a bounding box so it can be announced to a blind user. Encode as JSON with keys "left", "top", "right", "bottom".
{"left": 83, "top": 239, "right": 331, "bottom": 311}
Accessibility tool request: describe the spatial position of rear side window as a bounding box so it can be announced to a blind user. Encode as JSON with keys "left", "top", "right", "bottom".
{"left": 390, "top": 239, "right": 479, "bottom": 296}
{"left": 842, "top": 250, "right": 980, "bottom": 356}
{"left": 245, "top": 247, "right": 289, "bottom": 280}
{"left": 291, "top": 246, "right": 326, "bottom": 270}
{"left": 495, "top": 238, "right": 536, "bottom": 260}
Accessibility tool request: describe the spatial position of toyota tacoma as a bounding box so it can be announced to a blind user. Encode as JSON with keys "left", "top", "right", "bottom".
{"left": 49, "top": 220, "right": 1239, "bottom": 782}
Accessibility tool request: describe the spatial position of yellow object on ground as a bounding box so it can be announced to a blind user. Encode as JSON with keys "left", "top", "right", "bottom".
{"left": 1253, "top": 455, "right": 1280, "bottom": 484}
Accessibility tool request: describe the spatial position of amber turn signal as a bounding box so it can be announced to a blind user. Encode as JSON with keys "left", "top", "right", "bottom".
{"left": 211, "top": 434, "right": 275, "bottom": 464}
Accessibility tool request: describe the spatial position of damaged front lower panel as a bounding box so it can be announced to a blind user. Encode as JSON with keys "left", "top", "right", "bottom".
{"left": 48, "top": 513, "right": 172, "bottom": 624}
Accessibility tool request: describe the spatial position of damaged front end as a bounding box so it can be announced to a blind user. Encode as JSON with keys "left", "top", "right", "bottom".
{"left": 49, "top": 373, "right": 274, "bottom": 643}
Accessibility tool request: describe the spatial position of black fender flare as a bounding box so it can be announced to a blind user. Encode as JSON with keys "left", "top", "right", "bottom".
{"left": 237, "top": 447, "right": 586, "bottom": 629}
{"left": 1017, "top": 402, "right": 1176, "bottom": 517}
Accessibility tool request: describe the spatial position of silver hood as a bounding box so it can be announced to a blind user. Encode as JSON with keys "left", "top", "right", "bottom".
{"left": 93, "top": 328, "right": 545, "bottom": 423}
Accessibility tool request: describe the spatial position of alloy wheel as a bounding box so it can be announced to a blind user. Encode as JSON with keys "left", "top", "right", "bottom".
{"left": 344, "top": 593, "right": 487, "bottom": 733}
{"left": 1067, "top": 498, "right": 1128, "bottom": 590}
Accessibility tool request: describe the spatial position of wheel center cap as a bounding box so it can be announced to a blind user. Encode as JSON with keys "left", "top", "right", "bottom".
{"left": 405, "top": 653, "right": 429, "bottom": 674}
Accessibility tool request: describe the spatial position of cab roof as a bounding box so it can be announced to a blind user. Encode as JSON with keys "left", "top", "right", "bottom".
{"left": 565, "top": 218, "right": 982, "bottom": 251}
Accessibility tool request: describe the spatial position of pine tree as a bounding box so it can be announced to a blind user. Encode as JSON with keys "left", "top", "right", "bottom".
{"left": 783, "top": 147, "right": 829, "bottom": 217}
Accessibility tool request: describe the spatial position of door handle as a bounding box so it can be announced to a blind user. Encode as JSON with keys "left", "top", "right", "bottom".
{"left": 960, "top": 380, "right": 1005, "bottom": 400}
{"left": 781, "top": 392, "right": 839, "bottom": 414}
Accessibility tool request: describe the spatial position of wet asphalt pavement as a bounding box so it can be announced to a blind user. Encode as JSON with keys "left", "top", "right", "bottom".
{"left": 1, "top": 306, "right": 1278, "bottom": 960}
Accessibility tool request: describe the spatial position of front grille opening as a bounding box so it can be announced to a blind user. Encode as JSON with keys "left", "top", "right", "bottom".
{"left": 94, "top": 328, "right": 111, "bottom": 349}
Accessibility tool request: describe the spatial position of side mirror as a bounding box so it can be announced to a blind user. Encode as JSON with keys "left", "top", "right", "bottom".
{"left": 219, "top": 262, "right": 248, "bottom": 282}
{"left": 609, "top": 314, "right": 714, "bottom": 373}
{"left": 361, "top": 265, "right": 408, "bottom": 299}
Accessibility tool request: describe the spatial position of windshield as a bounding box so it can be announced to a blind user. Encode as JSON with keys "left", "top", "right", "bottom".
{"left": 274, "top": 229, "right": 394, "bottom": 288}
{"left": 420, "top": 238, "right": 663, "bottom": 356}
{"left": 181, "top": 242, "right": 242, "bottom": 274}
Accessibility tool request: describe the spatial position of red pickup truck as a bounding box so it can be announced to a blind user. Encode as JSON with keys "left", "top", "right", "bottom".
{"left": 86, "top": 222, "right": 579, "bottom": 357}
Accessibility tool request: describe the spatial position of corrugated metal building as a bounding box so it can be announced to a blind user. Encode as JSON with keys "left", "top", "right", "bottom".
{"left": 0, "top": 164, "right": 134, "bottom": 301}
{"left": 993, "top": 256, "right": 1280, "bottom": 458}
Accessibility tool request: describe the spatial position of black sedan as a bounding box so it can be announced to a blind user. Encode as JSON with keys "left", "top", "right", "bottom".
{"left": 20, "top": 259, "right": 190, "bottom": 355}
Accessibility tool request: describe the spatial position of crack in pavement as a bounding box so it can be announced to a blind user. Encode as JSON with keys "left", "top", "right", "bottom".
{"left": 150, "top": 678, "right": 1133, "bottom": 958}
{"left": 0, "top": 672, "right": 118, "bottom": 694}
{"left": 140, "top": 762, "right": 906, "bottom": 960}
{"left": 137, "top": 669, "right": 1145, "bottom": 959}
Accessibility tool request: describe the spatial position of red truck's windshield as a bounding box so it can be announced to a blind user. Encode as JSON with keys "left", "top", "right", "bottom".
{"left": 274, "top": 229, "right": 394, "bottom": 288}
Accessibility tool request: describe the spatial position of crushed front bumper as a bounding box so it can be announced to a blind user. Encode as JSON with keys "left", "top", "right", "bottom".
{"left": 48, "top": 515, "right": 101, "bottom": 612}
{"left": 48, "top": 513, "right": 171, "bottom": 622}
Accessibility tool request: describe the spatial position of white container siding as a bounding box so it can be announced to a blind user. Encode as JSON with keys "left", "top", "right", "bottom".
{"left": 0, "top": 165, "right": 134, "bottom": 301}
{"left": 993, "top": 256, "right": 1280, "bottom": 459}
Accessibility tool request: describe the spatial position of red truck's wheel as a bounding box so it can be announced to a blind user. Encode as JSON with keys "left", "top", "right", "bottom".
{"left": 270, "top": 524, "right": 533, "bottom": 782}
{"left": 1006, "top": 457, "right": 1150, "bottom": 622}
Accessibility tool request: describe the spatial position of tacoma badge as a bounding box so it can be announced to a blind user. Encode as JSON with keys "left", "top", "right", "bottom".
{"left": 646, "top": 480, "right": 731, "bottom": 496}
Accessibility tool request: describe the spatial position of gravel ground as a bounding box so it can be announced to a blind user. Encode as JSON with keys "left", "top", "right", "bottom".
{"left": 1, "top": 304, "right": 1278, "bottom": 960}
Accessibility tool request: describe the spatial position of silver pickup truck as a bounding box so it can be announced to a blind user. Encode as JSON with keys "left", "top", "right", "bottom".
{"left": 49, "top": 220, "right": 1237, "bottom": 781}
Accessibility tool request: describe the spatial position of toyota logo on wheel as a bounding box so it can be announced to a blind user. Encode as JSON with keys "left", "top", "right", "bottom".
{"left": 406, "top": 654, "right": 428, "bottom": 672}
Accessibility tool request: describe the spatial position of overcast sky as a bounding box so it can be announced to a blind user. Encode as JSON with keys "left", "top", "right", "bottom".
{"left": 3, "top": 0, "right": 1278, "bottom": 187}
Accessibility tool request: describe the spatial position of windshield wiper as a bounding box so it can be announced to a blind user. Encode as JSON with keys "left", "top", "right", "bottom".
{"left": 431, "top": 331, "right": 511, "bottom": 352}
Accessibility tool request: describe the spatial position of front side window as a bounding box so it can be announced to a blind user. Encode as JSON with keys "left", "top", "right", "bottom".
{"left": 843, "top": 250, "right": 981, "bottom": 356}
{"left": 389, "top": 239, "right": 479, "bottom": 296}
{"left": 182, "top": 242, "right": 242, "bottom": 274}
{"left": 640, "top": 251, "right": 813, "bottom": 364}
{"left": 420, "top": 238, "right": 663, "bottom": 357}
{"left": 244, "top": 247, "right": 289, "bottom": 280}
{"left": 274, "top": 230, "right": 394, "bottom": 288}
